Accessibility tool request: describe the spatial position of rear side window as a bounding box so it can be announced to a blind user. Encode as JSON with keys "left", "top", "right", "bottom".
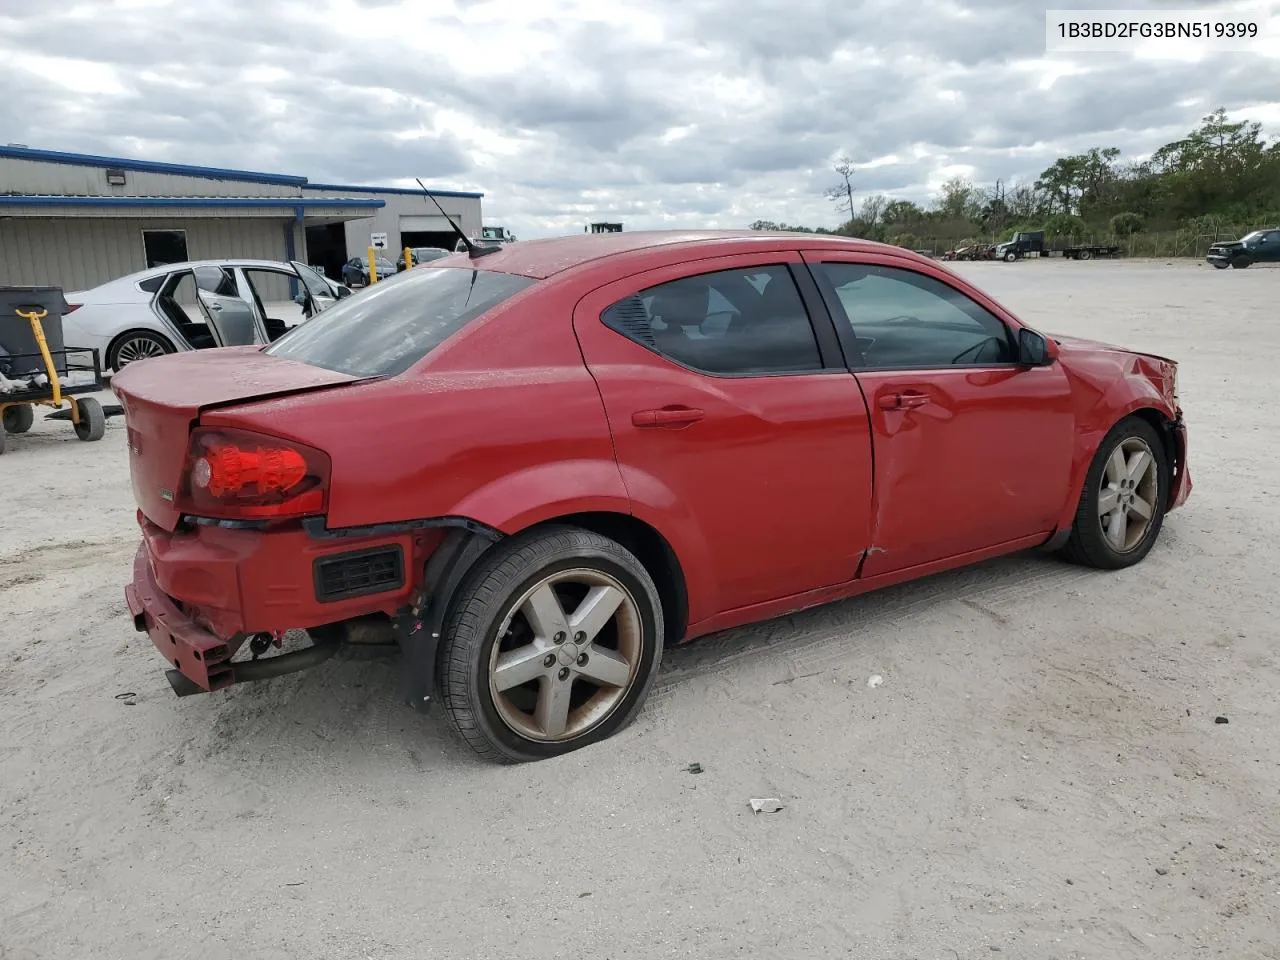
{"left": 600, "top": 264, "right": 823, "bottom": 375}
{"left": 265, "top": 266, "right": 536, "bottom": 377}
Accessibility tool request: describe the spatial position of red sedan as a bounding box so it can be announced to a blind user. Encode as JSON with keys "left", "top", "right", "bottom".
{"left": 112, "top": 230, "right": 1191, "bottom": 763}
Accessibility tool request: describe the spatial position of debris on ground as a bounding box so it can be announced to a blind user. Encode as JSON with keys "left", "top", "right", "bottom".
{"left": 749, "top": 798, "right": 784, "bottom": 814}
{"left": 1215, "top": 716, "right": 1229, "bottom": 724}
{"left": 867, "top": 674, "right": 884, "bottom": 688}
{"left": 686, "top": 762, "right": 703, "bottom": 774}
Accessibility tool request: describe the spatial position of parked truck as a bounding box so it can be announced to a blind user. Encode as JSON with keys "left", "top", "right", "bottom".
{"left": 994, "top": 230, "right": 1120, "bottom": 262}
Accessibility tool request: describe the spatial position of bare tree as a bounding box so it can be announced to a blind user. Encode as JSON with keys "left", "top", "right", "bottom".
{"left": 824, "top": 155, "right": 856, "bottom": 223}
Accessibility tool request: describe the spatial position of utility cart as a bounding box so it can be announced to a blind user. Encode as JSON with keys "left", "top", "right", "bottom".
{"left": 0, "top": 286, "right": 117, "bottom": 455}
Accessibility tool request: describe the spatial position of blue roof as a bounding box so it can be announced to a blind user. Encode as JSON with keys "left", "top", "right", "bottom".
{"left": 0, "top": 144, "right": 481, "bottom": 196}
{"left": 305, "top": 182, "right": 483, "bottom": 199}
{"left": 0, "top": 144, "right": 307, "bottom": 186}
{"left": 0, "top": 195, "right": 385, "bottom": 209}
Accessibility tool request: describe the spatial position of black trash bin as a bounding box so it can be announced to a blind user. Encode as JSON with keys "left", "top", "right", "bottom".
{"left": 0, "top": 286, "right": 70, "bottom": 380}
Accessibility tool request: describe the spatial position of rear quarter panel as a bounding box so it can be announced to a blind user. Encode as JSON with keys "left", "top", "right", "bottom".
{"left": 198, "top": 278, "right": 630, "bottom": 532}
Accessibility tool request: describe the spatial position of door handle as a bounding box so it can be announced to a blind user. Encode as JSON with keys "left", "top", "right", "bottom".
{"left": 208, "top": 302, "right": 223, "bottom": 311}
{"left": 877, "top": 391, "right": 930, "bottom": 410}
{"left": 632, "top": 406, "right": 705, "bottom": 428}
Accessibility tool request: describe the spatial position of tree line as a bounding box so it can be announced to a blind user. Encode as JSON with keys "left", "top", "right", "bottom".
{"left": 750, "top": 108, "right": 1280, "bottom": 254}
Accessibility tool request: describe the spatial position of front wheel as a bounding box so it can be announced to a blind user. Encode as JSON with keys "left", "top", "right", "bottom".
{"left": 437, "top": 525, "right": 664, "bottom": 763}
{"left": 1231, "top": 255, "right": 1252, "bottom": 269}
{"left": 1004, "top": 251, "right": 1017, "bottom": 262}
{"left": 1060, "top": 416, "right": 1169, "bottom": 570}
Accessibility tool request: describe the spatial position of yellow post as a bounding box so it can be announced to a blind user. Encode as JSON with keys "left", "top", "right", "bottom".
{"left": 17, "top": 308, "right": 60, "bottom": 407}
{"left": 404, "top": 245, "right": 413, "bottom": 271}
{"left": 367, "top": 246, "right": 379, "bottom": 284}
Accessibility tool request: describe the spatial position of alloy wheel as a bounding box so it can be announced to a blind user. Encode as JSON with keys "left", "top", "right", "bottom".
{"left": 1097, "top": 437, "right": 1159, "bottom": 553}
{"left": 487, "top": 568, "right": 642, "bottom": 742}
{"left": 114, "top": 335, "right": 169, "bottom": 367}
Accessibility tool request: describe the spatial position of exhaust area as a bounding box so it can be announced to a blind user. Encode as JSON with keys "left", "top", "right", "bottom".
{"left": 164, "top": 634, "right": 342, "bottom": 697}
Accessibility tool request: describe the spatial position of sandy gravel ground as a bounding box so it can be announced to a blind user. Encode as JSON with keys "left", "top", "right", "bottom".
{"left": 1, "top": 259, "right": 1277, "bottom": 960}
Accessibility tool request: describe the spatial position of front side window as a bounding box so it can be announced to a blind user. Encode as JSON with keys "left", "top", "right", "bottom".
{"left": 601, "top": 264, "right": 823, "bottom": 375}
{"left": 264, "top": 266, "right": 536, "bottom": 377}
{"left": 815, "top": 262, "right": 1015, "bottom": 368}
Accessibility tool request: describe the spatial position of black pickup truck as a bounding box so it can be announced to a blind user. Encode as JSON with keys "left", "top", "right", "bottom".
{"left": 1206, "top": 228, "right": 1280, "bottom": 269}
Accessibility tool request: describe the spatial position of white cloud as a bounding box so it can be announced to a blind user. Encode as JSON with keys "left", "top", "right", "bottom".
{"left": 0, "top": 0, "right": 1277, "bottom": 237}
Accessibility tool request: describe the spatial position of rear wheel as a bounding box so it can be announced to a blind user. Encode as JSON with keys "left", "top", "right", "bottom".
{"left": 1078, "top": 248, "right": 1093, "bottom": 261}
{"left": 2, "top": 404, "right": 34, "bottom": 434}
{"left": 438, "top": 525, "right": 664, "bottom": 763}
{"left": 1060, "top": 416, "right": 1169, "bottom": 570}
{"left": 108, "top": 329, "right": 174, "bottom": 371}
{"left": 73, "top": 397, "right": 106, "bottom": 441}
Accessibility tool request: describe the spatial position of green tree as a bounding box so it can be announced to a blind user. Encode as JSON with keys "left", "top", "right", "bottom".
{"left": 1109, "top": 212, "right": 1144, "bottom": 236}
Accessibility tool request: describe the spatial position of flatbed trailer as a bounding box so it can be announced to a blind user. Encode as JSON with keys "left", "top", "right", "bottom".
{"left": 1061, "top": 244, "right": 1121, "bottom": 260}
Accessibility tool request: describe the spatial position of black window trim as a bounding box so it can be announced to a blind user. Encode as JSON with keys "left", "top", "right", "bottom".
{"left": 803, "top": 258, "right": 1023, "bottom": 373}
{"left": 598, "top": 261, "right": 846, "bottom": 380}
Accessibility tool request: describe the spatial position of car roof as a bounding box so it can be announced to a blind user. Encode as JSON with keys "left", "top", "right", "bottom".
{"left": 434, "top": 229, "right": 933, "bottom": 280}
{"left": 76, "top": 258, "right": 320, "bottom": 294}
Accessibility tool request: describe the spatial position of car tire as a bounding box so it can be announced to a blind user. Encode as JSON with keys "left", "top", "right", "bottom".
{"left": 107, "top": 329, "right": 175, "bottom": 372}
{"left": 1004, "top": 251, "right": 1017, "bottom": 262}
{"left": 1059, "top": 415, "right": 1170, "bottom": 570}
{"left": 437, "top": 525, "right": 665, "bottom": 763}
{"left": 2, "top": 403, "right": 34, "bottom": 434}
{"left": 1231, "top": 255, "right": 1251, "bottom": 269}
{"left": 73, "top": 397, "right": 107, "bottom": 442}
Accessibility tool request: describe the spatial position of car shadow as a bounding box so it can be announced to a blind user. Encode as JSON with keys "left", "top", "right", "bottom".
{"left": 185, "top": 547, "right": 1104, "bottom": 772}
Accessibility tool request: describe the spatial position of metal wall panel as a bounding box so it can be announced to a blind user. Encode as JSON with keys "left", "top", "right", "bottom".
{"left": 331, "top": 192, "right": 482, "bottom": 257}
{"left": 0, "top": 157, "right": 300, "bottom": 197}
{"left": 0, "top": 217, "right": 291, "bottom": 290}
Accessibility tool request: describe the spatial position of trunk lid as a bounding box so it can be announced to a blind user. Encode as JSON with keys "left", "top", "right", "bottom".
{"left": 111, "top": 347, "right": 363, "bottom": 530}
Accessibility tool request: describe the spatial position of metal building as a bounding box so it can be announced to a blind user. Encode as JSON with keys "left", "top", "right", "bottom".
{"left": 0, "top": 144, "right": 483, "bottom": 290}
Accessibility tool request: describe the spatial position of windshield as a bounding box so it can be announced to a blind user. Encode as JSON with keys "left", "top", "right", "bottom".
{"left": 264, "top": 265, "right": 536, "bottom": 377}
{"left": 1241, "top": 231, "right": 1264, "bottom": 242}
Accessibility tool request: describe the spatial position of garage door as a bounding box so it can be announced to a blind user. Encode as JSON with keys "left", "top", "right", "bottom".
{"left": 400, "top": 215, "right": 454, "bottom": 232}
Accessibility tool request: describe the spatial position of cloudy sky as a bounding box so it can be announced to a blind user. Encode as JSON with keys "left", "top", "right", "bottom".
{"left": 1, "top": 0, "right": 1278, "bottom": 237}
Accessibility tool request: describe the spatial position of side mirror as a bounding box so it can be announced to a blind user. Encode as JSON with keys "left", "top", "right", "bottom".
{"left": 1018, "top": 328, "right": 1057, "bottom": 366}
{"left": 335, "top": 285, "right": 352, "bottom": 299}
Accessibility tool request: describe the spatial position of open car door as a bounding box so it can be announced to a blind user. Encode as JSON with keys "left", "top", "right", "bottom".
{"left": 192, "top": 265, "right": 266, "bottom": 346}
{"left": 290, "top": 261, "right": 340, "bottom": 319}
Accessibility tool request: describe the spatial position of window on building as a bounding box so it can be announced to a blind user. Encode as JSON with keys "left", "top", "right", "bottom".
{"left": 142, "top": 229, "right": 189, "bottom": 269}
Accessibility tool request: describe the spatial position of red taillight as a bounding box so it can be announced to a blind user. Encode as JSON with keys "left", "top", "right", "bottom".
{"left": 180, "top": 426, "right": 330, "bottom": 520}
{"left": 64, "top": 303, "right": 81, "bottom": 314}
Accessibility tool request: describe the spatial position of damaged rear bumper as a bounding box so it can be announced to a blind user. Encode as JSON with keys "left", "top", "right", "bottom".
{"left": 124, "top": 541, "right": 343, "bottom": 696}
{"left": 125, "top": 541, "right": 237, "bottom": 694}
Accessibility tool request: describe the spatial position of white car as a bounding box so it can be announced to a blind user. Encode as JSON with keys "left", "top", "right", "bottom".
{"left": 62, "top": 259, "right": 352, "bottom": 372}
